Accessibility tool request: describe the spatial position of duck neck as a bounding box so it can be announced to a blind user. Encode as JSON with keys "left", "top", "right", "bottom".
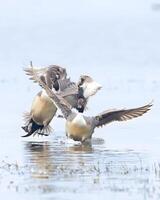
{"left": 77, "top": 86, "right": 84, "bottom": 98}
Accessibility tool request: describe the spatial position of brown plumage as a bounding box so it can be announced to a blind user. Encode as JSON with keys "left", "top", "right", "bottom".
{"left": 95, "top": 104, "right": 152, "bottom": 127}
{"left": 26, "top": 67, "right": 153, "bottom": 143}
{"left": 22, "top": 64, "right": 102, "bottom": 137}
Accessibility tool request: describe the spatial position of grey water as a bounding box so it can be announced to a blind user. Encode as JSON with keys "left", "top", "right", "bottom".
{"left": 0, "top": 0, "right": 160, "bottom": 199}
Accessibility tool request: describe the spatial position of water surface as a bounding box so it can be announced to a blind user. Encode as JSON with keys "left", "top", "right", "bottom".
{"left": 0, "top": 0, "right": 160, "bottom": 199}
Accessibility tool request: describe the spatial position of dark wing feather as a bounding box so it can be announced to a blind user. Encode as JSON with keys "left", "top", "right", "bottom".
{"left": 95, "top": 102, "right": 153, "bottom": 128}
{"left": 57, "top": 78, "right": 75, "bottom": 92}
{"left": 25, "top": 66, "right": 72, "bottom": 119}
{"left": 59, "top": 83, "right": 78, "bottom": 97}
{"left": 24, "top": 65, "right": 67, "bottom": 90}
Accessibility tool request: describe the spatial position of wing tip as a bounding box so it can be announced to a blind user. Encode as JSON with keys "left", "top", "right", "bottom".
{"left": 144, "top": 100, "right": 153, "bottom": 111}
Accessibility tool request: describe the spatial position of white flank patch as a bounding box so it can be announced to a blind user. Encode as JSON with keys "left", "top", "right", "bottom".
{"left": 72, "top": 113, "right": 87, "bottom": 126}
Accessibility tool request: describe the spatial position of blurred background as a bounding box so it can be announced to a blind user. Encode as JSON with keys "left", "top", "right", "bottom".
{"left": 0, "top": 0, "right": 160, "bottom": 199}
{"left": 0, "top": 0, "right": 159, "bottom": 148}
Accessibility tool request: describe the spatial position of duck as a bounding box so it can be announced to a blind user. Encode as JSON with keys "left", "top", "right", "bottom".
{"left": 25, "top": 66, "right": 153, "bottom": 143}
{"left": 22, "top": 63, "right": 102, "bottom": 137}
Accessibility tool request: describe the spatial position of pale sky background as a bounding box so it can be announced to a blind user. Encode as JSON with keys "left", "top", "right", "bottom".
{"left": 0, "top": 0, "right": 159, "bottom": 73}
{"left": 0, "top": 0, "right": 159, "bottom": 149}
{"left": 0, "top": 2, "right": 160, "bottom": 199}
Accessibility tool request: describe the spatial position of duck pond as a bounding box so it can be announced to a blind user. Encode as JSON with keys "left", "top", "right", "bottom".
{"left": 0, "top": 0, "right": 160, "bottom": 199}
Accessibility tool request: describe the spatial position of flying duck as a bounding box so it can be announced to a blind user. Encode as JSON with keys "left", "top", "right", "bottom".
{"left": 26, "top": 67, "right": 153, "bottom": 143}
{"left": 22, "top": 64, "right": 102, "bottom": 137}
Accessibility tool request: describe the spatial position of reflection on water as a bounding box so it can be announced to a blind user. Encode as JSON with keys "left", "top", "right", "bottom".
{"left": 1, "top": 137, "right": 160, "bottom": 199}
{"left": 0, "top": 0, "right": 159, "bottom": 199}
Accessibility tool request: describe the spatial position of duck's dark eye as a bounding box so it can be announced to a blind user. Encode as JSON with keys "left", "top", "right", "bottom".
{"left": 81, "top": 78, "right": 84, "bottom": 83}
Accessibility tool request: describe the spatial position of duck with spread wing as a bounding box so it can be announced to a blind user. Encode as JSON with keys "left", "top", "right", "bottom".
{"left": 22, "top": 64, "right": 102, "bottom": 137}
{"left": 24, "top": 66, "right": 152, "bottom": 143}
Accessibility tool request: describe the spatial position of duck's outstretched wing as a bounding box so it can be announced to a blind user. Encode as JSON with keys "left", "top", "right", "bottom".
{"left": 59, "top": 83, "right": 78, "bottom": 97}
{"left": 57, "top": 78, "right": 76, "bottom": 93}
{"left": 25, "top": 66, "right": 72, "bottom": 119}
{"left": 95, "top": 102, "right": 153, "bottom": 128}
{"left": 24, "top": 64, "right": 67, "bottom": 90}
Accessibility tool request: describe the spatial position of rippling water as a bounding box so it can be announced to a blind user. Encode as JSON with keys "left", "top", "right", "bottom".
{"left": 0, "top": 0, "right": 160, "bottom": 199}
{"left": 0, "top": 134, "right": 160, "bottom": 200}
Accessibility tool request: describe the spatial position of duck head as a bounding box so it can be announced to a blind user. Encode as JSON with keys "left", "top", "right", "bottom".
{"left": 78, "top": 75, "right": 102, "bottom": 99}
